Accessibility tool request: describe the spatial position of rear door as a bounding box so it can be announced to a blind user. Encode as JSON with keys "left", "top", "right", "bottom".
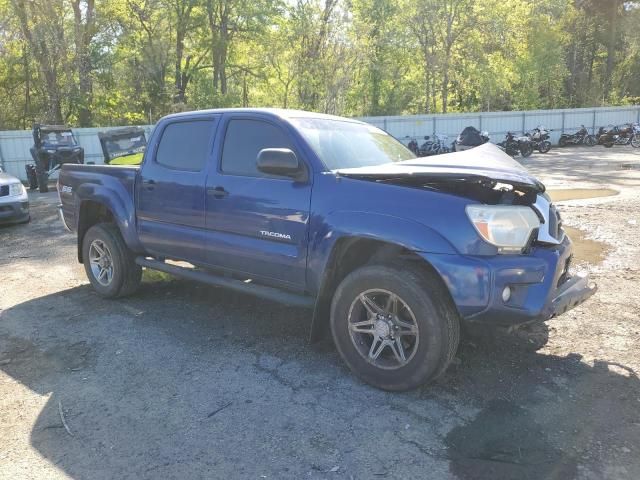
{"left": 204, "top": 116, "right": 312, "bottom": 290}
{"left": 136, "top": 116, "right": 219, "bottom": 263}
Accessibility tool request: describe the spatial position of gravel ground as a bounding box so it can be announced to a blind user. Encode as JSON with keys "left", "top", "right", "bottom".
{"left": 1, "top": 146, "right": 639, "bottom": 480}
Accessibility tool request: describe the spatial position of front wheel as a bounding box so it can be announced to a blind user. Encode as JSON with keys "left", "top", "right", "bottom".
{"left": 631, "top": 134, "right": 640, "bottom": 148}
{"left": 330, "top": 264, "right": 460, "bottom": 391}
{"left": 538, "top": 141, "right": 551, "bottom": 153}
{"left": 520, "top": 144, "right": 534, "bottom": 157}
{"left": 82, "top": 223, "right": 142, "bottom": 298}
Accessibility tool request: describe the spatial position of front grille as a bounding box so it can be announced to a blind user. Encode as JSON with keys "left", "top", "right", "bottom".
{"left": 0, "top": 185, "right": 8, "bottom": 197}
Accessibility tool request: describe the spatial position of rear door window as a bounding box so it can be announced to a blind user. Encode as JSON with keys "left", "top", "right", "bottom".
{"left": 155, "top": 120, "right": 215, "bottom": 171}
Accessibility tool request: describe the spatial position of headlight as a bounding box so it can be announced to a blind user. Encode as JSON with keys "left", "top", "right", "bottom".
{"left": 466, "top": 205, "right": 540, "bottom": 253}
{"left": 9, "top": 182, "right": 26, "bottom": 197}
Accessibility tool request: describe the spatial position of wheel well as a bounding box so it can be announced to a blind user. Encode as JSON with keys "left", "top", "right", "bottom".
{"left": 77, "top": 201, "right": 114, "bottom": 262}
{"left": 309, "top": 237, "right": 451, "bottom": 342}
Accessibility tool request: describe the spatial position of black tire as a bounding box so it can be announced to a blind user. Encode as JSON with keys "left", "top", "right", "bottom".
{"left": 82, "top": 223, "right": 142, "bottom": 298}
{"left": 330, "top": 264, "right": 460, "bottom": 391}
{"left": 538, "top": 141, "right": 551, "bottom": 153}
{"left": 631, "top": 134, "right": 640, "bottom": 149}
{"left": 520, "top": 144, "right": 534, "bottom": 157}
{"left": 603, "top": 142, "right": 614, "bottom": 148}
{"left": 558, "top": 136, "right": 568, "bottom": 147}
{"left": 585, "top": 135, "right": 597, "bottom": 147}
{"left": 35, "top": 161, "right": 49, "bottom": 193}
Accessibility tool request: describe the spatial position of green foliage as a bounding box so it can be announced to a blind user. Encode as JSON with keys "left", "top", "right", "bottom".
{"left": 0, "top": 0, "right": 638, "bottom": 129}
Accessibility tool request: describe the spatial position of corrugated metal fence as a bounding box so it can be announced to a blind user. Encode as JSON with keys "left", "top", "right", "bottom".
{"left": 0, "top": 125, "right": 154, "bottom": 181}
{"left": 1, "top": 106, "right": 639, "bottom": 181}
{"left": 359, "top": 105, "right": 640, "bottom": 146}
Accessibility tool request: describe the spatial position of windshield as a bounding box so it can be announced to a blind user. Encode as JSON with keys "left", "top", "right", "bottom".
{"left": 41, "top": 130, "right": 76, "bottom": 147}
{"left": 289, "top": 118, "right": 415, "bottom": 170}
{"left": 104, "top": 135, "right": 146, "bottom": 165}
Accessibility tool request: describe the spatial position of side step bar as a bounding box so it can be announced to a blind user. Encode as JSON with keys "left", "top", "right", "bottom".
{"left": 135, "top": 257, "right": 315, "bottom": 308}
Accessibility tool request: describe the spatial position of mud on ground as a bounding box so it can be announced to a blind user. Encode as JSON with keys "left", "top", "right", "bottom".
{"left": 1, "top": 146, "right": 639, "bottom": 480}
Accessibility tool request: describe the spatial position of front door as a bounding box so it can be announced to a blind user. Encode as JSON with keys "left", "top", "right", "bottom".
{"left": 136, "top": 116, "right": 218, "bottom": 263}
{"left": 204, "top": 116, "right": 312, "bottom": 290}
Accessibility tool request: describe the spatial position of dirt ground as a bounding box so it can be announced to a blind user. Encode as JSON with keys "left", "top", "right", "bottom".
{"left": 1, "top": 146, "right": 639, "bottom": 480}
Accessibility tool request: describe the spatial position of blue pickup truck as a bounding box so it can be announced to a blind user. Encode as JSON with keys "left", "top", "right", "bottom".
{"left": 58, "top": 108, "right": 596, "bottom": 390}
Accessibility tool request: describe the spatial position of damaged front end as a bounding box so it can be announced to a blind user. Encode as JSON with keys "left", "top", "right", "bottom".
{"left": 335, "top": 143, "right": 562, "bottom": 250}
{"left": 335, "top": 143, "right": 596, "bottom": 326}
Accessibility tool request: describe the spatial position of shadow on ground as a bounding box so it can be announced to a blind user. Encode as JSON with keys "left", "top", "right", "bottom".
{"left": 1, "top": 276, "right": 639, "bottom": 479}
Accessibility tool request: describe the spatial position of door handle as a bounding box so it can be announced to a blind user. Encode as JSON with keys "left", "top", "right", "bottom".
{"left": 142, "top": 179, "right": 155, "bottom": 191}
{"left": 208, "top": 186, "right": 228, "bottom": 198}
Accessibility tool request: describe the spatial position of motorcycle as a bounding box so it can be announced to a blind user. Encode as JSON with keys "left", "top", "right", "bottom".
{"left": 597, "top": 124, "right": 638, "bottom": 148}
{"left": 406, "top": 137, "right": 419, "bottom": 155}
{"left": 527, "top": 126, "right": 552, "bottom": 153}
{"left": 418, "top": 134, "right": 451, "bottom": 156}
{"left": 558, "top": 125, "right": 597, "bottom": 147}
{"left": 633, "top": 123, "right": 640, "bottom": 148}
{"left": 497, "top": 132, "right": 534, "bottom": 158}
{"left": 452, "top": 126, "right": 490, "bottom": 152}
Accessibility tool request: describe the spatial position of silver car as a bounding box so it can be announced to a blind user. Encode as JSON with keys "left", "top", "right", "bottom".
{"left": 0, "top": 167, "right": 29, "bottom": 225}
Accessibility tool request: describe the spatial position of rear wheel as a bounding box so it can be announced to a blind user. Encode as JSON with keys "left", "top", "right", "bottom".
{"left": 538, "top": 141, "right": 551, "bottom": 153}
{"left": 631, "top": 134, "right": 640, "bottom": 148}
{"left": 585, "top": 135, "right": 597, "bottom": 147}
{"left": 330, "top": 264, "right": 459, "bottom": 391}
{"left": 82, "top": 223, "right": 142, "bottom": 298}
{"left": 603, "top": 142, "right": 614, "bottom": 148}
{"left": 35, "top": 160, "right": 49, "bottom": 193}
{"left": 558, "top": 136, "right": 568, "bottom": 147}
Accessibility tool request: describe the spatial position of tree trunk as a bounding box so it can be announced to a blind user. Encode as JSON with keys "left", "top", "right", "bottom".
{"left": 603, "top": 0, "right": 619, "bottom": 101}
{"left": 71, "top": 0, "right": 95, "bottom": 127}
{"left": 13, "top": 0, "right": 65, "bottom": 124}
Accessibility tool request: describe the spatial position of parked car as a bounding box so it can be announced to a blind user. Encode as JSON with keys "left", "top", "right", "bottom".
{"left": 57, "top": 108, "right": 596, "bottom": 391}
{"left": 0, "top": 167, "right": 29, "bottom": 225}
{"left": 28, "top": 124, "right": 84, "bottom": 193}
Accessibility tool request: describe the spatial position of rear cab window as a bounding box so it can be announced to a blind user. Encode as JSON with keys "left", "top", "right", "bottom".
{"left": 155, "top": 120, "right": 215, "bottom": 171}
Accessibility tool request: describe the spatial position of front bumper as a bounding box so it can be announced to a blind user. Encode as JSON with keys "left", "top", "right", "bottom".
{"left": 0, "top": 199, "right": 29, "bottom": 224}
{"left": 421, "top": 235, "right": 597, "bottom": 327}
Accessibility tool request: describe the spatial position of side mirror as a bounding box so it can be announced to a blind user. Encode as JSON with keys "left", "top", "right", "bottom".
{"left": 256, "top": 148, "right": 305, "bottom": 180}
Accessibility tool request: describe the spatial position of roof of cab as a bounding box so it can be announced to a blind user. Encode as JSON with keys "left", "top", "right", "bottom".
{"left": 160, "top": 108, "right": 365, "bottom": 124}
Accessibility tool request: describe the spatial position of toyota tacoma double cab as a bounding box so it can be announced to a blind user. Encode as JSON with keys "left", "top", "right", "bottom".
{"left": 57, "top": 108, "right": 596, "bottom": 391}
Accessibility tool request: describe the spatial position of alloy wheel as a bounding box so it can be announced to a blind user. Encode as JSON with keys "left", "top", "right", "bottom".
{"left": 89, "top": 239, "right": 114, "bottom": 286}
{"left": 347, "top": 289, "right": 419, "bottom": 370}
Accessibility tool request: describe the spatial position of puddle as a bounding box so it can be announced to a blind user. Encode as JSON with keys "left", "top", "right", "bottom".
{"left": 446, "top": 399, "right": 576, "bottom": 480}
{"left": 564, "top": 226, "right": 608, "bottom": 265}
{"left": 547, "top": 188, "right": 618, "bottom": 202}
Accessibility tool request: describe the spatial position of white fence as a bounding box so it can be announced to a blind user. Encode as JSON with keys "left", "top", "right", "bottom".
{"left": 359, "top": 105, "right": 640, "bottom": 146}
{"left": 0, "top": 125, "right": 154, "bottom": 181}
{"left": 1, "top": 106, "right": 639, "bottom": 181}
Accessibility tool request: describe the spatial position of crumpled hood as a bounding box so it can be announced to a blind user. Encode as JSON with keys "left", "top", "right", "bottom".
{"left": 334, "top": 143, "right": 545, "bottom": 193}
{"left": 0, "top": 172, "right": 21, "bottom": 186}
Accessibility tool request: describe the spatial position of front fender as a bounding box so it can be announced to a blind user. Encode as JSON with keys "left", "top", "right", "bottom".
{"left": 307, "top": 210, "right": 456, "bottom": 294}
